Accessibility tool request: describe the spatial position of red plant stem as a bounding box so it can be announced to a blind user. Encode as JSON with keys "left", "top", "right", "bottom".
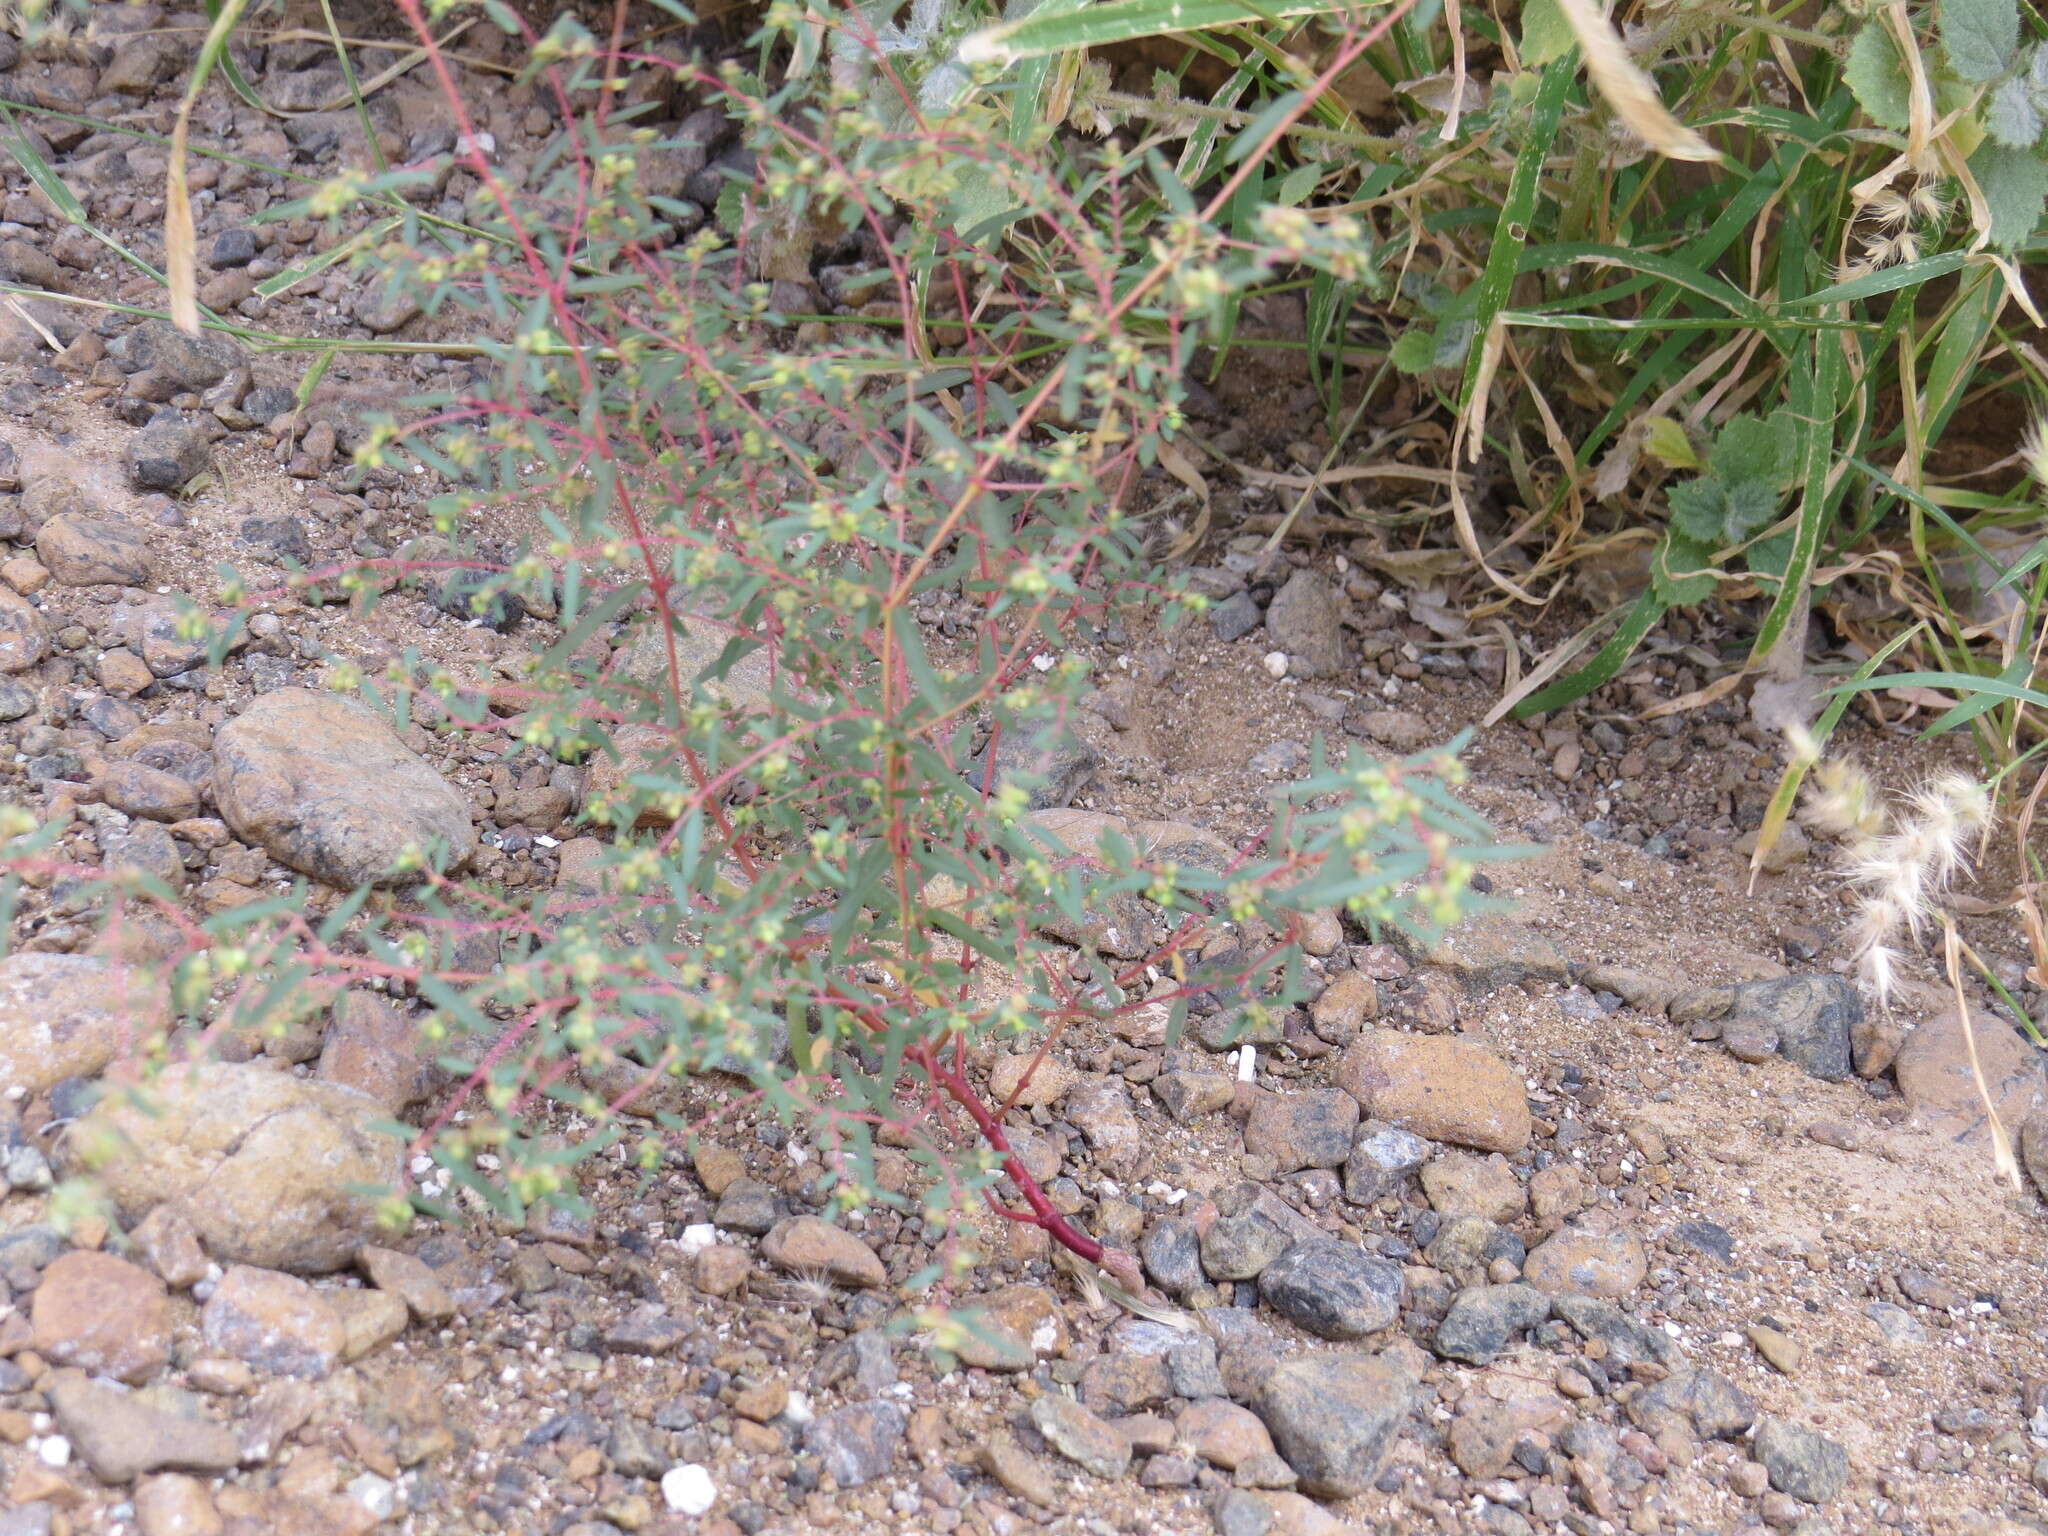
{"left": 905, "top": 1040, "right": 1106, "bottom": 1267}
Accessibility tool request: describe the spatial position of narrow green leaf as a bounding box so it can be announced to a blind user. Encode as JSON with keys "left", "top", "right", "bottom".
{"left": 962, "top": 0, "right": 1372, "bottom": 64}
{"left": 1784, "top": 251, "right": 1974, "bottom": 307}
{"left": 1515, "top": 589, "right": 1665, "bottom": 717}
{"left": 1458, "top": 57, "right": 1575, "bottom": 423}
{"left": 1833, "top": 668, "right": 2048, "bottom": 712}
{"left": 1746, "top": 336, "right": 1846, "bottom": 668}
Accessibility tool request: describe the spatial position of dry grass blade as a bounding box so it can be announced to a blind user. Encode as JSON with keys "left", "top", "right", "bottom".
{"left": 1943, "top": 917, "right": 2023, "bottom": 1191}
{"left": 165, "top": 114, "right": 198, "bottom": 334}
{"left": 1440, "top": 0, "right": 1466, "bottom": 140}
{"left": 1552, "top": 0, "right": 1715, "bottom": 163}
{"left": 3, "top": 297, "right": 58, "bottom": 351}
{"left": 167, "top": 0, "right": 260, "bottom": 334}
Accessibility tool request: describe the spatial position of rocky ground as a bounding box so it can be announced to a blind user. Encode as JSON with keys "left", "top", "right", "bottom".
{"left": 2, "top": 9, "right": 2048, "bottom": 1536}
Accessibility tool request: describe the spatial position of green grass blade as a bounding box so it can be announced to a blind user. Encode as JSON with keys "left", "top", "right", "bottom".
{"left": 203, "top": 0, "right": 271, "bottom": 114}
{"left": 1514, "top": 589, "right": 1664, "bottom": 718}
{"left": 1522, "top": 241, "right": 1770, "bottom": 323}
{"left": 962, "top": 0, "right": 1375, "bottom": 63}
{"left": 1830, "top": 669, "right": 2048, "bottom": 713}
{"left": 1745, "top": 335, "right": 1847, "bottom": 667}
{"left": 1457, "top": 56, "right": 1574, "bottom": 398}
{"left": 1003, "top": 0, "right": 1094, "bottom": 142}
{"left": 1782, "top": 251, "right": 1973, "bottom": 307}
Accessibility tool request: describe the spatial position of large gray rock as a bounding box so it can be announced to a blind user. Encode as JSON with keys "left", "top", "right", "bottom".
{"left": 125, "top": 417, "right": 209, "bottom": 492}
{"left": 966, "top": 723, "right": 1099, "bottom": 810}
{"left": 64, "top": 1061, "right": 398, "bottom": 1273}
{"left": 36, "top": 514, "right": 154, "bottom": 586}
{"left": 804, "top": 1400, "right": 906, "bottom": 1488}
{"left": 613, "top": 610, "right": 785, "bottom": 715}
{"left": 110, "top": 318, "right": 249, "bottom": 389}
{"left": 213, "top": 689, "right": 476, "bottom": 888}
{"left": 1433, "top": 1283, "right": 1550, "bottom": 1365}
{"left": 1628, "top": 1368, "right": 1756, "bottom": 1441}
{"left": 1252, "top": 1351, "right": 1414, "bottom": 1497}
{"left": 1258, "top": 1240, "right": 1404, "bottom": 1340}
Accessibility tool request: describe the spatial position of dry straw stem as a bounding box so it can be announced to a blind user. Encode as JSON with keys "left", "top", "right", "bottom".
{"left": 165, "top": 0, "right": 260, "bottom": 334}
{"left": 1943, "top": 918, "right": 2023, "bottom": 1191}
{"left": 1551, "top": 0, "right": 1716, "bottom": 163}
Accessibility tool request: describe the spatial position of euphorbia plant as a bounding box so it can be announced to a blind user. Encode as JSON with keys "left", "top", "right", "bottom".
{"left": 90, "top": 0, "right": 1496, "bottom": 1292}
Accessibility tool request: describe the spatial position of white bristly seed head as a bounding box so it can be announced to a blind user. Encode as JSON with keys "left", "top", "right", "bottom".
{"left": 1821, "top": 758, "right": 1991, "bottom": 1010}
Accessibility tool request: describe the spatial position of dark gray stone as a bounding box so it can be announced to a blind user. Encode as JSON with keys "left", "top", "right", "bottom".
{"left": 1208, "top": 590, "right": 1263, "bottom": 643}
{"left": 966, "top": 724, "right": 1098, "bottom": 810}
{"left": 712, "top": 1176, "right": 779, "bottom": 1235}
{"left": 1259, "top": 1240, "right": 1403, "bottom": 1340}
{"left": 605, "top": 1415, "right": 670, "bottom": 1479}
{"left": 211, "top": 228, "right": 259, "bottom": 269}
{"left": 1211, "top": 1489, "right": 1272, "bottom": 1536}
{"left": 110, "top": 319, "right": 247, "bottom": 390}
{"left": 1667, "top": 1218, "right": 1736, "bottom": 1266}
{"left": 1343, "top": 1121, "right": 1430, "bottom": 1202}
{"left": 1167, "top": 1336, "right": 1229, "bottom": 1400}
{"left": 1143, "top": 1219, "right": 1204, "bottom": 1295}
{"left": 1549, "top": 1292, "right": 1682, "bottom": 1368}
{"left": 1200, "top": 1207, "right": 1291, "bottom": 1283}
{"left": 1727, "top": 975, "right": 1859, "bottom": 1082}
{"left": 0, "top": 1224, "right": 63, "bottom": 1272}
{"left": 1753, "top": 1416, "right": 1848, "bottom": 1503}
{"left": 239, "top": 514, "right": 313, "bottom": 563}
{"left": 1628, "top": 1368, "right": 1756, "bottom": 1440}
{"left": 126, "top": 418, "right": 209, "bottom": 491}
{"left": 1433, "top": 1283, "right": 1551, "bottom": 1365}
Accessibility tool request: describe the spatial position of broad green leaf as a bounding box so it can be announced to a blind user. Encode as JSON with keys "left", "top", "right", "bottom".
{"left": 1968, "top": 140, "right": 2048, "bottom": 248}
{"left": 1275, "top": 161, "right": 1323, "bottom": 207}
{"left": 1941, "top": 0, "right": 2019, "bottom": 84}
{"left": 1389, "top": 327, "right": 1439, "bottom": 373}
{"left": 1520, "top": 0, "right": 1574, "bottom": 67}
{"left": 1720, "top": 479, "right": 1784, "bottom": 542}
{"left": 1666, "top": 477, "right": 1727, "bottom": 544}
{"left": 1987, "top": 72, "right": 2046, "bottom": 147}
{"left": 1652, "top": 533, "right": 1717, "bottom": 606}
{"left": 1710, "top": 411, "right": 1800, "bottom": 489}
{"left": 1745, "top": 528, "right": 1794, "bottom": 584}
{"left": 1844, "top": 22, "right": 1912, "bottom": 131}
{"left": 961, "top": 0, "right": 1365, "bottom": 64}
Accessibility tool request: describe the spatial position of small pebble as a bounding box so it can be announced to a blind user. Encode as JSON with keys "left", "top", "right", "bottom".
{"left": 661, "top": 1463, "right": 716, "bottom": 1515}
